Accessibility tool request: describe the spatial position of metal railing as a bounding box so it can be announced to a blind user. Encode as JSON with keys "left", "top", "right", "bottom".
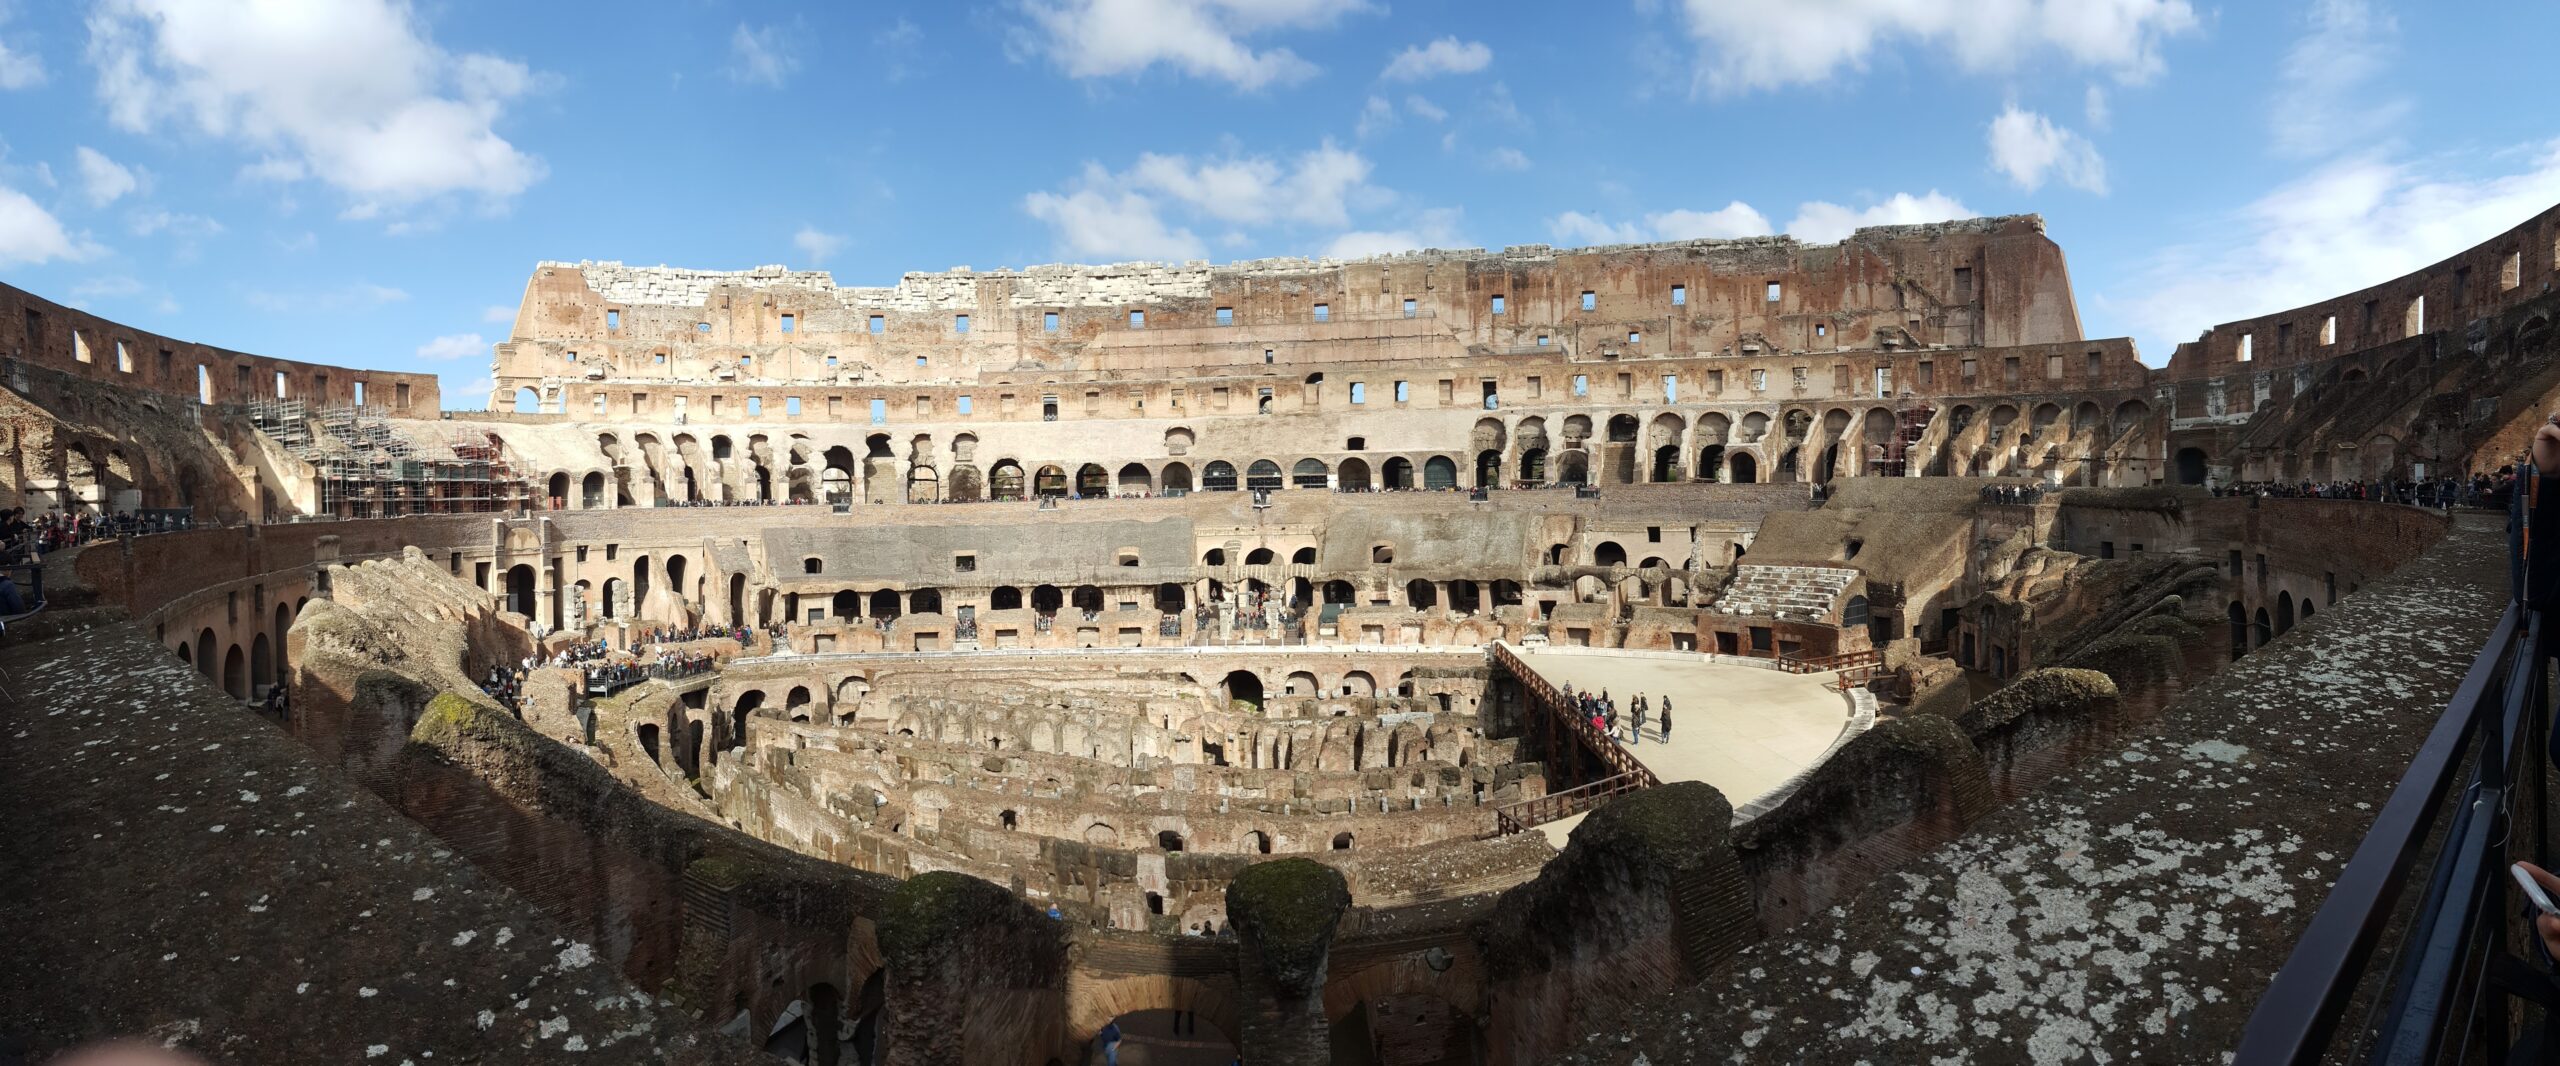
{"left": 2238, "top": 474, "right": 2558, "bottom": 1063}
{"left": 1493, "top": 771, "right": 1650, "bottom": 835}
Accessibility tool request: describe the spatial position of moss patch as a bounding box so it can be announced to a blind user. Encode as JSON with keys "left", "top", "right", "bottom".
{"left": 1226, "top": 859, "right": 1350, "bottom": 987}
{"left": 1959, "top": 668, "right": 2118, "bottom": 737}
{"left": 878, "top": 870, "right": 1018, "bottom": 965}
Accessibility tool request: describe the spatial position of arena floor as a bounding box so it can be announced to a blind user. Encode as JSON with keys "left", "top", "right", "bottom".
{"left": 1505, "top": 646, "right": 1860, "bottom": 846}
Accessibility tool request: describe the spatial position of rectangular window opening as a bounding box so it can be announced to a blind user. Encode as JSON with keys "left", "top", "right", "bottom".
{"left": 606, "top": 309, "right": 620, "bottom": 330}
{"left": 1129, "top": 309, "right": 1145, "bottom": 328}
{"left": 1349, "top": 382, "right": 1366, "bottom": 404}
{"left": 1043, "top": 311, "right": 1059, "bottom": 332}
{"left": 1765, "top": 280, "right": 1782, "bottom": 302}
{"left": 957, "top": 395, "right": 973, "bottom": 415}
{"left": 1402, "top": 297, "right": 1417, "bottom": 318}
{"left": 1580, "top": 291, "right": 1596, "bottom": 311}
{"left": 869, "top": 314, "right": 886, "bottom": 334}
{"left": 954, "top": 313, "right": 970, "bottom": 333}
{"left": 1490, "top": 294, "right": 1505, "bottom": 315}
{"left": 1313, "top": 302, "right": 1330, "bottom": 322}
{"left": 1671, "top": 284, "right": 1686, "bottom": 306}
{"left": 869, "top": 398, "right": 887, "bottom": 424}
{"left": 785, "top": 396, "right": 803, "bottom": 417}
{"left": 1215, "top": 307, "right": 1232, "bottom": 326}
{"left": 1393, "top": 379, "right": 1410, "bottom": 403}
{"left": 779, "top": 312, "right": 795, "bottom": 333}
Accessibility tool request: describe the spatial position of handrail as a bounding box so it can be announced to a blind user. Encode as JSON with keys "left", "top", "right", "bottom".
{"left": 2237, "top": 472, "right": 2556, "bottom": 1063}
{"left": 1493, "top": 770, "right": 1650, "bottom": 835}
{"left": 1488, "top": 642, "right": 1662, "bottom": 790}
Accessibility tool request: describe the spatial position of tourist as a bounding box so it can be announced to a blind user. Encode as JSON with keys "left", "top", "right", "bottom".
{"left": 1660, "top": 701, "right": 1673, "bottom": 741}
{"left": 1631, "top": 701, "right": 1646, "bottom": 746}
{"left": 1099, "top": 1020, "right": 1123, "bottom": 1066}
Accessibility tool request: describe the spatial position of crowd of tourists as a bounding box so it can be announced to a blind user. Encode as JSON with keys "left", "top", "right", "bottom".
{"left": 1561, "top": 681, "right": 1673, "bottom": 746}
{"left": 1978, "top": 483, "right": 2050, "bottom": 505}
{"left": 2210, "top": 473, "right": 2505, "bottom": 509}
{"left": 643, "top": 623, "right": 754, "bottom": 646}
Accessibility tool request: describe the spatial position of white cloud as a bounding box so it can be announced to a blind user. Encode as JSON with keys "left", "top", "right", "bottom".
{"left": 2120, "top": 143, "right": 2560, "bottom": 362}
{"left": 1023, "top": 185, "right": 1207, "bottom": 261}
{"left": 445, "top": 375, "right": 495, "bottom": 410}
{"left": 2271, "top": 0, "right": 2406, "bottom": 158}
{"left": 1012, "top": 0, "right": 1372, "bottom": 90}
{"left": 1355, "top": 95, "right": 1396, "bottom": 138}
{"left": 74, "top": 146, "right": 140, "bottom": 206}
{"left": 482, "top": 304, "right": 514, "bottom": 324}
{"left": 793, "top": 224, "right": 844, "bottom": 263}
{"left": 1986, "top": 104, "right": 2107, "bottom": 194}
{"left": 242, "top": 282, "right": 407, "bottom": 313}
{"left": 86, "top": 0, "right": 547, "bottom": 213}
{"left": 1548, "top": 211, "right": 1648, "bottom": 245}
{"left": 0, "top": 184, "right": 94, "bottom": 265}
{"left": 1381, "top": 37, "right": 1490, "bottom": 81}
{"left": 1546, "top": 202, "right": 1775, "bottom": 245}
{"left": 868, "top": 19, "right": 925, "bottom": 82}
{"left": 0, "top": 4, "right": 43, "bottom": 90}
{"left": 1324, "top": 207, "right": 1465, "bottom": 259}
{"left": 1783, "top": 191, "right": 1973, "bottom": 242}
{"left": 415, "top": 332, "right": 485, "bottom": 361}
{"left": 1673, "top": 0, "right": 2197, "bottom": 95}
{"left": 1027, "top": 139, "right": 1421, "bottom": 262}
{"left": 1403, "top": 94, "right": 1447, "bottom": 122}
{"left": 1485, "top": 147, "right": 1530, "bottom": 171}
{"left": 728, "top": 23, "right": 800, "bottom": 88}
{"left": 1649, "top": 202, "right": 1776, "bottom": 239}
{"left": 1125, "top": 141, "right": 1374, "bottom": 228}
{"left": 128, "top": 208, "right": 220, "bottom": 237}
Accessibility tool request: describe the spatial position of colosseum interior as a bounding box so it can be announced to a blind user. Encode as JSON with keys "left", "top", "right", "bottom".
{"left": 4, "top": 202, "right": 2559, "bottom": 1065}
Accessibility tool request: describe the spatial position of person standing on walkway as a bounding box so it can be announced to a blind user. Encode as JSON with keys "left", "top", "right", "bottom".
{"left": 1099, "top": 1021, "right": 1123, "bottom": 1065}
{"left": 1632, "top": 700, "right": 1646, "bottom": 745}
{"left": 1660, "top": 699, "right": 1673, "bottom": 741}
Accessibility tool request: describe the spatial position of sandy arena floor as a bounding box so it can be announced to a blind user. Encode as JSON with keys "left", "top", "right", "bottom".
{"left": 1504, "top": 645, "right": 1858, "bottom": 846}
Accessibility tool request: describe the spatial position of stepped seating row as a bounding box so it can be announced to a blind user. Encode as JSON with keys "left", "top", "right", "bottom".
{"left": 1711, "top": 564, "right": 1858, "bottom": 622}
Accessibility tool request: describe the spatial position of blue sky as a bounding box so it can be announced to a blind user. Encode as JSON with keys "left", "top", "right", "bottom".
{"left": 0, "top": 0, "right": 2555, "bottom": 408}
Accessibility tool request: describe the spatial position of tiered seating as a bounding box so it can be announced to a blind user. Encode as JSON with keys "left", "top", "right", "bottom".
{"left": 1711, "top": 565, "right": 1858, "bottom": 622}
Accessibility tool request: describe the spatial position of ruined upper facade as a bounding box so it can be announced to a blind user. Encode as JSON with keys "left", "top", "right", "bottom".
{"left": 489, "top": 215, "right": 2090, "bottom": 416}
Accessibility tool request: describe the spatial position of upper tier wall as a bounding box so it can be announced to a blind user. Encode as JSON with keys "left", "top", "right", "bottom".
{"left": 491, "top": 215, "right": 2084, "bottom": 405}
{"left": 0, "top": 281, "right": 441, "bottom": 412}
{"left": 2164, "top": 202, "right": 2560, "bottom": 379}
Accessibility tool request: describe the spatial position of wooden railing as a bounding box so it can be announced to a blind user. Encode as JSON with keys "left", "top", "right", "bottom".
{"left": 1490, "top": 643, "right": 1661, "bottom": 786}
{"left": 1774, "top": 647, "right": 1883, "bottom": 674}
{"left": 1493, "top": 771, "right": 1650, "bottom": 834}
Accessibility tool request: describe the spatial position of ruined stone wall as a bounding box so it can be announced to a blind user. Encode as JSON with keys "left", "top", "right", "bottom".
{"left": 2163, "top": 202, "right": 2560, "bottom": 380}
{"left": 2, "top": 280, "right": 440, "bottom": 411}
{"left": 492, "top": 216, "right": 2083, "bottom": 409}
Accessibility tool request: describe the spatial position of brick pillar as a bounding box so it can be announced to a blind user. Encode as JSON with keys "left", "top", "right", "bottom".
{"left": 1226, "top": 859, "right": 1350, "bottom": 1066}
{"left": 877, "top": 871, "right": 1066, "bottom": 1066}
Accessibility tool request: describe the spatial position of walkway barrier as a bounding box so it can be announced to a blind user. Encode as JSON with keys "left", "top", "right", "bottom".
{"left": 1487, "top": 642, "right": 1659, "bottom": 834}
{"left": 1492, "top": 771, "right": 1649, "bottom": 835}
{"left": 2238, "top": 470, "right": 2557, "bottom": 1063}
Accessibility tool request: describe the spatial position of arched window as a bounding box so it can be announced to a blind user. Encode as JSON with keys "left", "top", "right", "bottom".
{"left": 1203, "top": 461, "right": 1238, "bottom": 492}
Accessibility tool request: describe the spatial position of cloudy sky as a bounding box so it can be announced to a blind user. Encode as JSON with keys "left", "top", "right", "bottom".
{"left": 0, "top": 0, "right": 2554, "bottom": 408}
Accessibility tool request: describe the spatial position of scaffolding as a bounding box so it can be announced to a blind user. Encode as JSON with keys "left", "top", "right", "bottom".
{"left": 241, "top": 400, "right": 529, "bottom": 518}
{"left": 1875, "top": 400, "right": 1937, "bottom": 478}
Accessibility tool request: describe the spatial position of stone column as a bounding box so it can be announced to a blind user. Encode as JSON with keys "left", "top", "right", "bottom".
{"left": 877, "top": 871, "right": 1066, "bottom": 1066}
{"left": 1226, "top": 859, "right": 1351, "bottom": 1065}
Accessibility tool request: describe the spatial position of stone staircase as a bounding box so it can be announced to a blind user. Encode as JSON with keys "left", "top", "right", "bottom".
{"left": 1711, "top": 564, "right": 1858, "bottom": 622}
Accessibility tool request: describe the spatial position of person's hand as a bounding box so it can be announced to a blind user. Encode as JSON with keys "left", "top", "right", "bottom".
{"left": 2521, "top": 861, "right": 2560, "bottom": 960}
{"left": 2534, "top": 414, "right": 2560, "bottom": 472}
